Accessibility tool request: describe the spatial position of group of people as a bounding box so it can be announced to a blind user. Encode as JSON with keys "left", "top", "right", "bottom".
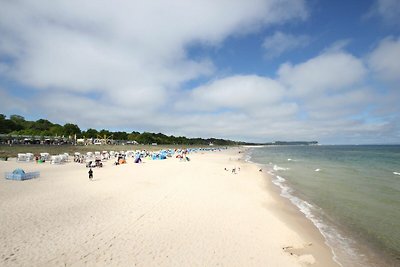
{"left": 86, "top": 159, "right": 103, "bottom": 168}
{"left": 34, "top": 155, "right": 46, "bottom": 163}
{"left": 114, "top": 154, "right": 127, "bottom": 165}
{"left": 85, "top": 148, "right": 196, "bottom": 181}
{"left": 74, "top": 155, "right": 85, "bottom": 163}
{"left": 224, "top": 167, "right": 262, "bottom": 174}
{"left": 224, "top": 167, "right": 240, "bottom": 174}
{"left": 74, "top": 152, "right": 110, "bottom": 164}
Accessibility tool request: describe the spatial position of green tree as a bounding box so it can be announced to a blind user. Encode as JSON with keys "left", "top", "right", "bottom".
{"left": 10, "top": 114, "right": 25, "bottom": 124}
{"left": 114, "top": 131, "right": 128, "bottom": 140}
{"left": 128, "top": 131, "right": 140, "bottom": 141}
{"left": 0, "top": 113, "right": 241, "bottom": 145}
{"left": 0, "top": 114, "right": 21, "bottom": 134}
{"left": 8, "top": 114, "right": 25, "bottom": 131}
{"left": 32, "top": 119, "right": 53, "bottom": 132}
{"left": 98, "top": 129, "right": 112, "bottom": 138}
{"left": 0, "top": 114, "right": 7, "bottom": 133}
{"left": 63, "top": 123, "right": 81, "bottom": 137}
{"left": 83, "top": 128, "right": 99, "bottom": 138}
{"left": 136, "top": 132, "right": 156, "bottom": 144}
{"left": 49, "top": 125, "right": 64, "bottom": 136}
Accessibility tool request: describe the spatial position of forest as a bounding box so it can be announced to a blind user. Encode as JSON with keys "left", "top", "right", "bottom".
{"left": 0, "top": 114, "right": 243, "bottom": 146}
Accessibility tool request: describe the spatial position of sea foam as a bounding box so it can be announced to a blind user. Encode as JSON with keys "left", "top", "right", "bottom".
{"left": 269, "top": 170, "right": 359, "bottom": 267}
{"left": 273, "top": 165, "right": 289, "bottom": 171}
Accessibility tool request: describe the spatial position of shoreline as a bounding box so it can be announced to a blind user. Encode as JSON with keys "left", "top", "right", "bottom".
{"left": 245, "top": 146, "right": 400, "bottom": 267}
{"left": 240, "top": 148, "right": 340, "bottom": 267}
{"left": 1, "top": 147, "right": 338, "bottom": 266}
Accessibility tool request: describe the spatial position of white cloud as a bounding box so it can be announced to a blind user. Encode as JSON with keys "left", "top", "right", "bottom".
{"left": 0, "top": 0, "right": 307, "bottom": 93}
{"left": 0, "top": 0, "right": 309, "bottom": 119}
{"left": 262, "top": 31, "right": 310, "bottom": 58}
{"left": 368, "top": 36, "right": 400, "bottom": 82}
{"left": 278, "top": 51, "right": 367, "bottom": 96}
{"left": 303, "top": 88, "right": 375, "bottom": 120}
{"left": 367, "top": 0, "right": 400, "bottom": 25}
{"left": 173, "top": 57, "right": 385, "bottom": 142}
{"left": 322, "top": 39, "right": 352, "bottom": 54}
{"left": 0, "top": 0, "right": 310, "bottom": 141}
{"left": 175, "top": 75, "right": 286, "bottom": 112}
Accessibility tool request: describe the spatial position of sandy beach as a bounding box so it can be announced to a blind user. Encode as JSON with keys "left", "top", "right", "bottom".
{"left": 0, "top": 148, "right": 339, "bottom": 266}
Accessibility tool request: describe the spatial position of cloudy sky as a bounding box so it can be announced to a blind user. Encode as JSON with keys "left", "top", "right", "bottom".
{"left": 0, "top": 0, "right": 399, "bottom": 144}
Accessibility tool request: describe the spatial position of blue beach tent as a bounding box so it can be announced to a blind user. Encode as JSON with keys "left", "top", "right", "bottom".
{"left": 5, "top": 168, "right": 40, "bottom": 181}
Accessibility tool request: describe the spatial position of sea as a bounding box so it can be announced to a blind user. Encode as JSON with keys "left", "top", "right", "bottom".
{"left": 246, "top": 145, "right": 400, "bottom": 267}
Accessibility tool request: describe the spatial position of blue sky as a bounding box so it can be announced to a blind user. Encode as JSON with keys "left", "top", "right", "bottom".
{"left": 0, "top": 0, "right": 399, "bottom": 144}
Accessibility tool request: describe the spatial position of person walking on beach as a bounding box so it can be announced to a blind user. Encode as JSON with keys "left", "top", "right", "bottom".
{"left": 88, "top": 168, "right": 93, "bottom": 180}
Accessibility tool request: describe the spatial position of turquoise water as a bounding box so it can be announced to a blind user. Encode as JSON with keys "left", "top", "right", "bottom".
{"left": 248, "top": 145, "right": 400, "bottom": 267}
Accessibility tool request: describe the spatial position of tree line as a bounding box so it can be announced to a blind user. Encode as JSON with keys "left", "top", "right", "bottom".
{"left": 0, "top": 114, "right": 243, "bottom": 146}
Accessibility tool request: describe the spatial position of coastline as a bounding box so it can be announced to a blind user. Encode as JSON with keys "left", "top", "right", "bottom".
{"left": 241, "top": 147, "right": 340, "bottom": 267}
{"left": 243, "top": 147, "right": 342, "bottom": 265}
{"left": 0, "top": 147, "right": 338, "bottom": 266}
{"left": 246, "top": 145, "right": 400, "bottom": 267}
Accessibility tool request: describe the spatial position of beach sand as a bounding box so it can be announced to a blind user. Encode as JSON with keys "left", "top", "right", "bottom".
{"left": 0, "top": 148, "right": 339, "bottom": 266}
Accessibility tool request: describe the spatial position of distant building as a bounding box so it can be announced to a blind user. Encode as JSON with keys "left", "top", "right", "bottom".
{"left": 76, "top": 138, "right": 85, "bottom": 144}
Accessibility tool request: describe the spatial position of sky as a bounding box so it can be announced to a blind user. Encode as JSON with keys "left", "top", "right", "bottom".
{"left": 0, "top": 0, "right": 399, "bottom": 144}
